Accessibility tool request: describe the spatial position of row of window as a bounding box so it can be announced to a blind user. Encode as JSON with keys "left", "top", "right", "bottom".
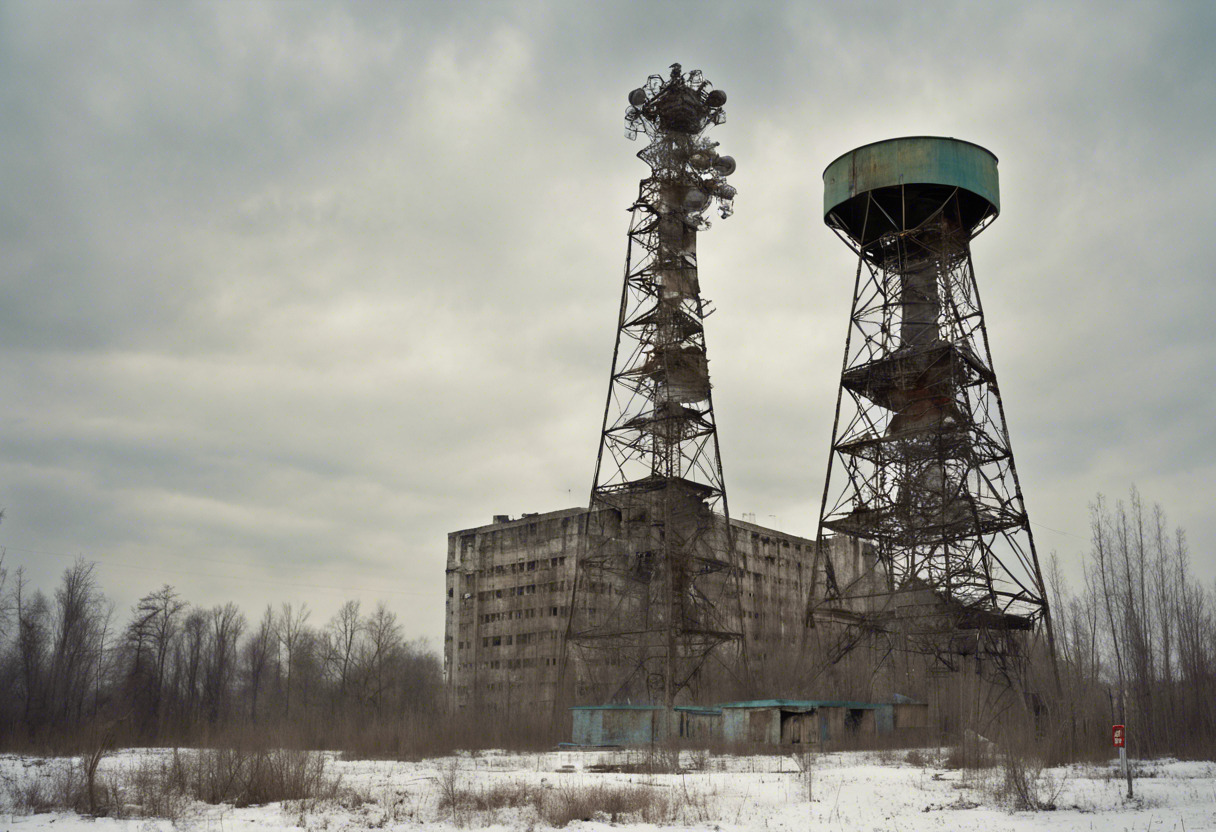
{"left": 474, "top": 629, "right": 564, "bottom": 649}
{"left": 473, "top": 580, "right": 568, "bottom": 601}
{"left": 488, "top": 556, "right": 568, "bottom": 575}
{"left": 481, "top": 605, "right": 569, "bottom": 624}
{"left": 454, "top": 656, "right": 560, "bottom": 673}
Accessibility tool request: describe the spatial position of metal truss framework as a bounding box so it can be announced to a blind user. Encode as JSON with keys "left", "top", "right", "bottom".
{"left": 563, "top": 65, "right": 744, "bottom": 708}
{"left": 809, "top": 188, "right": 1057, "bottom": 686}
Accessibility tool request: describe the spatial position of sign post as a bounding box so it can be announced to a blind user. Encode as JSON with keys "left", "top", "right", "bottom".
{"left": 1113, "top": 724, "right": 1131, "bottom": 799}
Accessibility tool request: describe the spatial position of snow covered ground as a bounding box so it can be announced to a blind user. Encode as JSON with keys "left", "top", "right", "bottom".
{"left": 2, "top": 747, "right": 1213, "bottom": 831}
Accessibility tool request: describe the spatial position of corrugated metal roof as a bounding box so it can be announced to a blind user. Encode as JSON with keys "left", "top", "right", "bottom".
{"left": 572, "top": 699, "right": 911, "bottom": 711}
{"left": 716, "top": 699, "right": 888, "bottom": 710}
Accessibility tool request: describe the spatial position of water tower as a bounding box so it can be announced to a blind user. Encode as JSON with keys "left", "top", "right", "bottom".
{"left": 808, "top": 137, "right": 1057, "bottom": 685}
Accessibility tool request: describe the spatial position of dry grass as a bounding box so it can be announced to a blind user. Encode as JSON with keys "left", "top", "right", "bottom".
{"left": 542, "top": 782, "right": 680, "bottom": 827}
{"left": 2, "top": 754, "right": 125, "bottom": 817}
{"left": 434, "top": 764, "right": 708, "bottom": 828}
{"left": 2, "top": 747, "right": 345, "bottom": 820}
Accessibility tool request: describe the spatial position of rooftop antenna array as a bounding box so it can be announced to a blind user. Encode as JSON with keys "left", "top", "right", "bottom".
{"left": 562, "top": 64, "right": 743, "bottom": 713}
{"left": 807, "top": 137, "right": 1058, "bottom": 692}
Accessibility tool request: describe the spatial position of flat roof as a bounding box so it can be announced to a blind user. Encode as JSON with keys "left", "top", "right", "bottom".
{"left": 452, "top": 505, "right": 816, "bottom": 545}
{"left": 570, "top": 704, "right": 724, "bottom": 714}
{"left": 717, "top": 699, "right": 889, "bottom": 710}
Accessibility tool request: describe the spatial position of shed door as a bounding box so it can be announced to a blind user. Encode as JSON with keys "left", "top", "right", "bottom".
{"left": 748, "top": 710, "right": 769, "bottom": 743}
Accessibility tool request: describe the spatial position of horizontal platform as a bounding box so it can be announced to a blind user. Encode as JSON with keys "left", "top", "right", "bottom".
{"left": 841, "top": 341, "right": 993, "bottom": 411}
{"left": 822, "top": 503, "right": 1026, "bottom": 543}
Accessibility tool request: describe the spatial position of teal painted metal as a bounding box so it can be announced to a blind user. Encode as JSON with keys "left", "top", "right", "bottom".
{"left": 823, "top": 136, "right": 999, "bottom": 219}
{"left": 875, "top": 705, "right": 895, "bottom": 734}
{"left": 570, "top": 706, "right": 657, "bottom": 745}
{"left": 717, "top": 698, "right": 884, "bottom": 710}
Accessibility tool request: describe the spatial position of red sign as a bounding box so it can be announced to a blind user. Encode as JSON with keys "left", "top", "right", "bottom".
{"left": 1113, "top": 724, "right": 1126, "bottom": 747}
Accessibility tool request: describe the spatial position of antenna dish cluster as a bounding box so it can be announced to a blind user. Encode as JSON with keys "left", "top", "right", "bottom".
{"left": 624, "top": 64, "right": 737, "bottom": 222}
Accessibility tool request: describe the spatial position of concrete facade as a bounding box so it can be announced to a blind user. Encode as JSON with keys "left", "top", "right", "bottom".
{"left": 445, "top": 507, "right": 870, "bottom": 715}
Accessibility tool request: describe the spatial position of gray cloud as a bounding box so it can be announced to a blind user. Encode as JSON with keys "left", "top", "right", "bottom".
{"left": 1, "top": 1, "right": 1213, "bottom": 640}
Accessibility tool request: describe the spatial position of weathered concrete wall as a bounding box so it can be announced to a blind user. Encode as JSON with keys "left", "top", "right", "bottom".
{"left": 445, "top": 508, "right": 584, "bottom": 714}
{"left": 893, "top": 702, "right": 929, "bottom": 729}
{"left": 445, "top": 507, "right": 834, "bottom": 716}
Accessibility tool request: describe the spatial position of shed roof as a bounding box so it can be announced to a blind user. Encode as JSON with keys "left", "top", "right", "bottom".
{"left": 569, "top": 704, "right": 724, "bottom": 713}
{"left": 717, "top": 699, "right": 888, "bottom": 710}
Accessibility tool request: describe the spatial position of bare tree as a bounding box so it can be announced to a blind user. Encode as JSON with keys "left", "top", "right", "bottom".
{"left": 48, "top": 560, "right": 104, "bottom": 726}
{"left": 323, "top": 600, "right": 363, "bottom": 709}
{"left": 276, "top": 603, "right": 311, "bottom": 717}
{"left": 14, "top": 569, "right": 50, "bottom": 727}
{"left": 124, "top": 585, "right": 186, "bottom": 731}
{"left": 204, "top": 603, "right": 245, "bottom": 724}
{"left": 177, "top": 609, "right": 209, "bottom": 725}
{"left": 242, "top": 605, "right": 274, "bottom": 724}
{"left": 359, "top": 602, "right": 402, "bottom": 718}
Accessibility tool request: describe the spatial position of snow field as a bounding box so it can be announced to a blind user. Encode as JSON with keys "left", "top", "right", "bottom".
{"left": 2, "top": 747, "right": 1213, "bottom": 831}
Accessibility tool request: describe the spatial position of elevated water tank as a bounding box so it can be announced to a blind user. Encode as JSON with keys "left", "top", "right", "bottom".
{"left": 823, "top": 136, "right": 999, "bottom": 249}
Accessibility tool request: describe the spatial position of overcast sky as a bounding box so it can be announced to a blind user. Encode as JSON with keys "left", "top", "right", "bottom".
{"left": 2, "top": 1, "right": 1213, "bottom": 645}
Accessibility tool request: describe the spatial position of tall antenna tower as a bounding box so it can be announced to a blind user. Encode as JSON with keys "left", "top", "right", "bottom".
{"left": 809, "top": 137, "right": 1057, "bottom": 686}
{"left": 564, "top": 64, "right": 741, "bottom": 709}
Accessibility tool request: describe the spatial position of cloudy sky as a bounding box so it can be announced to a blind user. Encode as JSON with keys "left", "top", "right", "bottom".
{"left": 2, "top": 1, "right": 1213, "bottom": 644}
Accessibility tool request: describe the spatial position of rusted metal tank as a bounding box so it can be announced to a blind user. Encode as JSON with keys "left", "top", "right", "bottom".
{"left": 823, "top": 136, "right": 1000, "bottom": 248}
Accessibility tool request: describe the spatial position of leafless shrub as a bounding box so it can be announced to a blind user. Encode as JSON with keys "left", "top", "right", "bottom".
{"left": 434, "top": 759, "right": 464, "bottom": 822}
{"left": 686, "top": 747, "right": 710, "bottom": 771}
{"left": 991, "top": 739, "right": 1068, "bottom": 812}
{"left": 124, "top": 756, "right": 190, "bottom": 820}
{"left": 539, "top": 782, "right": 675, "bottom": 827}
{"left": 943, "top": 732, "right": 997, "bottom": 771}
{"left": 172, "top": 747, "right": 338, "bottom": 807}
{"left": 3, "top": 765, "right": 60, "bottom": 814}
{"left": 2, "top": 755, "right": 125, "bottom": 818}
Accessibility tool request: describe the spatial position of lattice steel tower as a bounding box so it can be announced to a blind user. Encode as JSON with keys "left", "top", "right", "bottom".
{"left": 565, "top": 64, "right": 742, "bottom": 708}
{"left": 809, "top": 137, "right": 1056, "bottom": 684}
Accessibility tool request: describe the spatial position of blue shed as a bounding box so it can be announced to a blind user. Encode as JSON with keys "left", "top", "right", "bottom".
{"left": 570, "top": 705, "right": 662, "bottom": 746}
{"left": 718, "top": 699, "right": 898, "bottom": 747}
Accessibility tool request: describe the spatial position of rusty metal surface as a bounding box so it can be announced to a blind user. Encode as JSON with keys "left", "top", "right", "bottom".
{"left": 823, "top": 136, "right": 1000, "bottom": 220}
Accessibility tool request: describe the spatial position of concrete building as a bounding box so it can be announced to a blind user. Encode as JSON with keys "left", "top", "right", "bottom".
{"left": 445, "top": 507, "right": 872, "bottom": 715}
